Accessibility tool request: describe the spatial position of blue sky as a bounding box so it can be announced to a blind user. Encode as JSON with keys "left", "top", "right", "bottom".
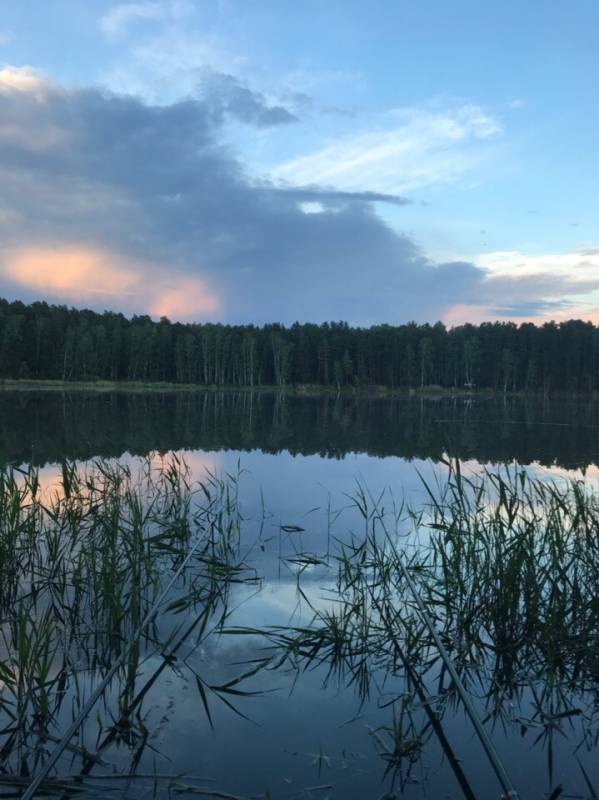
{"left": 0, "top": 0, "right": 597, "bottom": 324}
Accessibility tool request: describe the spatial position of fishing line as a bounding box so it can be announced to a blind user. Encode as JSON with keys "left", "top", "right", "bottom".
{"left": 21, "top": 532, "right": 208, "bottom": 800}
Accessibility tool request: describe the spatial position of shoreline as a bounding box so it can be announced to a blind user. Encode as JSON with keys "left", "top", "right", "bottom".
{"left": 0, "top": 378, "right": 596, "bottom": 400}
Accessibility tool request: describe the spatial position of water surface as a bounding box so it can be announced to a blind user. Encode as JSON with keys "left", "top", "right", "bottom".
{"left": 1, "top": 389, "right": 598, "bottom": 800}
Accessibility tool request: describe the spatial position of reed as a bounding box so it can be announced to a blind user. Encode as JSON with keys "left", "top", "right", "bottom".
{"left": 0, "top": 455, "right": 259, "bottom": 795}
{"left": 5, "top": 455, "right": 599, "bottom": 796}
{"left": 258, "top": 461, "right": 599, "bottom": 795}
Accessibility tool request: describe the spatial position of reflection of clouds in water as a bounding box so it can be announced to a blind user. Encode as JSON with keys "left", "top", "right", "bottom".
{"left": 135, "top": 634, "right": 387, "bottom": 799}
{"left": 450, "top": 457, "right": 599, "bottom": 484}
{"left": 8, "top": 438, "right": 599, "bottom": 795}
{"left": 226, "top": 577, "right": 339, "bottom": 630}
{"left": 27, "top": 462, "right": 65, "bottom": 503}
{"left": 526, "top": 461, "right": 599, "bottom": 484}
{"left": 419, "top": 455, "right": 599, "bottom": 498}
{"left": 149, "top": 449, "right": 222, "bottom": 477}
{"left": 195, "top": 448, "right": 442, "bottom": 523}
{"left": 166, "top": 448, "right": 599, "bottom": 576}
{"left": 18, "top": 448, "right": 597, "bottom": 551}
{"left": 15, "top": 450, "right": 225, "bottom": 504}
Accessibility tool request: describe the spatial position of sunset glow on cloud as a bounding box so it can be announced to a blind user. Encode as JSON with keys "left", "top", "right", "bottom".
{"left": 0, "top": 65, "right": 47, "bottom": 92}
{"left": 3, "top": 246, "right": 140, "bottom": 297}
{"left": 148, "top": 279, "right": 220, "bottom": 319}
{"left": 1, "top": 245, "right": 220, "bottom": 320}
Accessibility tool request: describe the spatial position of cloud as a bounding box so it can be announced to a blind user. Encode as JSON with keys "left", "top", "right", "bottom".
{"left": 148, "top": 276, "right": 219, "bottom": 318}
{"left": 270, "top": 103, "right": 502, "bottom": 194}
{"left": 0, "top": 68, "right": 597, "bottom": 326}
{"left": 99, "top": 4, "right": 312, "bottom": 127}
{"left": 0, "top": 31, "right": 14, "bottom": 46}
{"left": 478, "top": 248, "right": 599, "bottom": 319}
{"left": 103, "top": 27, "right": 298, "bottom": 125}
{"left": 3, "top": 246, "right": 140, "bottom": 297}
{"left": 0, "top": 245, "right": 219, "bottom": 319}
{"left": 196, "top": 70, "right": 298, "bottom": 127}
{"left": 99, "top": 10, "right": 309, "bottom": 123}
{"left": 101, "top": 22, "right": 248, "bottom": 103}
{"left": 443, "top": 247, "right": 599, "bottom": 324}
{"left": 101, "top": 2, "right": 191, "bottom": 40}
{"left": 0, "top": 65, "right": 47, "bottom": 93}
{"left": 476, "top": 247, "right": 599, "bottom": 280}
{"left": 271, "top": 186, "right": 409, "bottom": 207}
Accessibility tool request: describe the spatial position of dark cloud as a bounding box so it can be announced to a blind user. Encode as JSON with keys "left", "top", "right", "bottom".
{"left": 1, "top": 71, "right": 595, "bottom": 324}
{"left": 492, "top": 300, "right": 573, "bottom": 318}
{"left": 487, "top": 272, "right": 599, "bottom": 298}
{"left": 196, "top": 70, "right": 299, "bottom": 127}
{"left": 268, "top": 185, "right": 410, "bottom": 207}
{"left": 321, "top": 105, "right": 358, "bottom": 119}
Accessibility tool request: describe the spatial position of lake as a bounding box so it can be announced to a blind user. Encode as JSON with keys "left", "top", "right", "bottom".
{"left": 1, "top": 389, "right": 599, "bottom": 800}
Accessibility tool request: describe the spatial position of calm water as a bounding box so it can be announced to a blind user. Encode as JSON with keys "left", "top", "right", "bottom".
{"left": 2, "top": 389, "right": 599, "bottom": 800}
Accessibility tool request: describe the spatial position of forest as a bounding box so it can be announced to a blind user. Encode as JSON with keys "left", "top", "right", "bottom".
{"left": 1, "top": 297, "right": 599, "bottom": 393}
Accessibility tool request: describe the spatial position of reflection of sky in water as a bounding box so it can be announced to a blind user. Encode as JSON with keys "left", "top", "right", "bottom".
{"left": 8, "top": 396, "right": 599, "bottom": 798}
{"left": 179, "top": 449, "right": 599, "bottom": 797}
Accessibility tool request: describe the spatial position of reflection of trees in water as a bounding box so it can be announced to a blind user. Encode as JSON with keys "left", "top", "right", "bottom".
{"left": 1, "top": 391, "right": 599, "bottom": 470}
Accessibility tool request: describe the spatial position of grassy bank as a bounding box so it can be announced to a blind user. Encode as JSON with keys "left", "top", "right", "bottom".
{"left": 0, "top": 377, "right": 475, "bottom": 395}
{"left": 0, "top": 377, "right": 587, "bottom": 399}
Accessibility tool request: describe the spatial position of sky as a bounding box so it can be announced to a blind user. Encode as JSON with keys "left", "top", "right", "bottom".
{"left": 0, "top": 0, "right": 598, "bottom": 326}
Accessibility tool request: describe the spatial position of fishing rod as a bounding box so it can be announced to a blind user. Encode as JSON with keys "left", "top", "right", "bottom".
{"left": 367, "top": 487, "right": 521, "bottom": 800}
{"left": 21, "top": 532, "right": 208, "bottom": 800}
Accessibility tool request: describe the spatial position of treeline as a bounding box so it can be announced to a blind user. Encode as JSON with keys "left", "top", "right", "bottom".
{"left": 1, "top": 297, "right": 599, "bottom": 393}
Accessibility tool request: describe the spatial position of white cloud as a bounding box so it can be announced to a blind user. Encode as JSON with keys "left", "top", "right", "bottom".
{"left": 101, "top": 1, "right": 192, "bottom": 40}
{"left": 299, "top": 201, "right": 325, "bottom": 214}
{"left": 477, "top": 245, "right": 599, "bottom": 282}
{"left": 0, "top": 31, "right": 14, "bottom": 46}
{"left": 0, "top": 65, "right": 48, "bottom": 93}
{"left": 270, "top": 103, "right": 502, "bottom": 195}
{"left": 101, "top": 3, "right": 165, "bottom": 39}
{"left": 460, "top": 245, "right": 599, "bottom": 323}
{"left": 99, "top": 3, "right": 354, "bottom": 122}
{"left": 102, "top": 26, "right": 249, "bottom": 103}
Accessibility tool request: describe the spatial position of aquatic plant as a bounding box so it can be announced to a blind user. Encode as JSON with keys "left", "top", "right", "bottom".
{"left": 257, "top": 461, "right": 599, "bottom": 796}
{"left": 0, "top": 455, "right": 259, "bottom": 796}
{"left": 5, "top": 455, "right": 599, "bottom": 797}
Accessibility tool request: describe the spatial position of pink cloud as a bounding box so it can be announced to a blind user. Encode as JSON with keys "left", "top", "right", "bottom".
{"left": 0, "top": 244, "right": 221, "bottom": 321}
